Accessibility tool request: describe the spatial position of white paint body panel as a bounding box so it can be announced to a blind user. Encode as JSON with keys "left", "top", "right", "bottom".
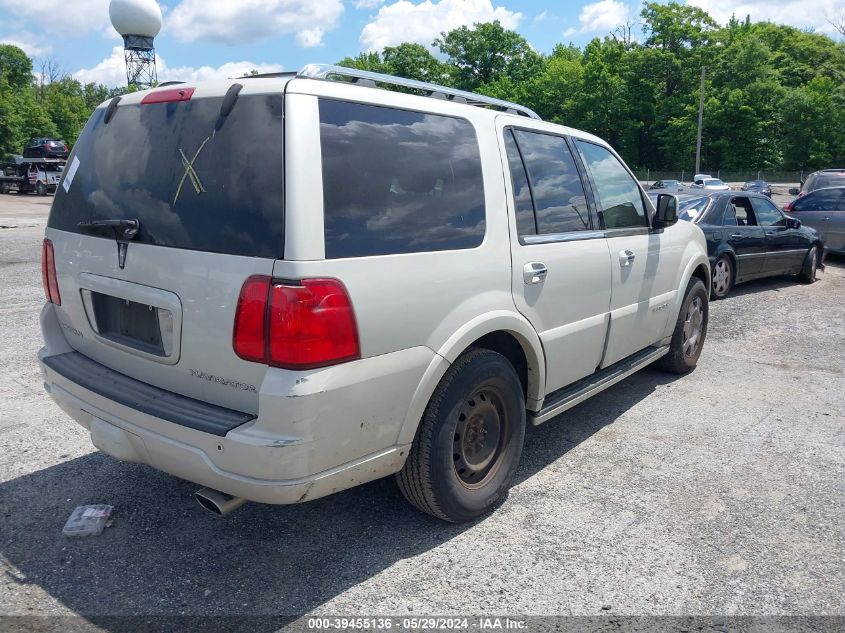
{"left": 39, "top": 74, "right": 709, "bottom": 506}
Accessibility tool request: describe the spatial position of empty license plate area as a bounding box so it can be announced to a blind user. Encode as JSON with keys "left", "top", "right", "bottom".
{"left": 84, "top": 291, "right": 173, "bottom": 357}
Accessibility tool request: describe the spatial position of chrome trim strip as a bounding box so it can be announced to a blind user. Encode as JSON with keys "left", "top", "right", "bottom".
{"left": 604, "top": 226, "right": 651, "bottom": 238}
{"left": 521, "top": 230, "right": 606, "bottom": 245}
{"left": 298, "top": 64, "right": 541, "bottom": 120}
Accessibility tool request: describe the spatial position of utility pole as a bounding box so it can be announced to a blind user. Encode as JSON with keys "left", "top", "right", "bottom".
{"left": 695, "top": 66, "right": 706, "bottom": 176}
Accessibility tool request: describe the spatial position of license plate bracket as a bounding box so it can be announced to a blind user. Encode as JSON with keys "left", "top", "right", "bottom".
{"left": 89, "top": 292, "right": 166, "bottom": 356}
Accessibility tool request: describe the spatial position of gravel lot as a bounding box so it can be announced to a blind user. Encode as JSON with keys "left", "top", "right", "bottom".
{"left": 0, "top": 194, "right": 843, "bottom": 624}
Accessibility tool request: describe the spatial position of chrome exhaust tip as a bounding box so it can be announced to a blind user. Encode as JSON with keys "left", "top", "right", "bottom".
{"left": 195, "top": 488, "right": 246, "bottom": 515}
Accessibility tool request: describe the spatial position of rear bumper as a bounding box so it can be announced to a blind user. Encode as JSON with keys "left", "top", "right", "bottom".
{"left": 39, "top": 306, "right": 430, "bottom": 505}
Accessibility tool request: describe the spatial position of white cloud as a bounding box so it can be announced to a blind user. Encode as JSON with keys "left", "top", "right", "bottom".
{"left": 73, "top": 46, "right": 283, "bottom": 87}
{"left": 166, "top": 0, "right": 343, "bottom": 46}
{"left": 686, "top": 0, "right": 841, "bottom": 34}
{"left": 566, "top": 0, "right": 629, "bottom": 35}
{"left": 0, "top": 35, "right": 52, "bottom": 57}
{"left": 0, "top": 0, "right": 111, "bottom": 37}
{"left": 355, "top": 0, "right": 385, "bottom": 7}
{"left": 534, "top": 10, "right": 549, "bottom": 23}
{"left": 360, "top": 0, "right": 522, "bottom": 51}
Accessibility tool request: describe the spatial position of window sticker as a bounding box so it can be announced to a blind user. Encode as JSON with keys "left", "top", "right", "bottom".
{"left": 62, "top": 155, "right": 81, "bottom": 193}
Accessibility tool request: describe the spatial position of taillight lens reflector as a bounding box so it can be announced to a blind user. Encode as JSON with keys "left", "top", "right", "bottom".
{"left": 233, "top": 276, "right": 360, "bottom": 370}
{"left": 41, "top": 238, "right": 61, "bottom": 305}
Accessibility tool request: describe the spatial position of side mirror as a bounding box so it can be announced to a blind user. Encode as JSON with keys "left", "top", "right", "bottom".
{"left": 788, "top": 187, "right": 799, "bottom": 196}
{"left": 653, "top": 193, "right": 678, "bottom": 229}
{"left": 786, "top": 217, "right": 801, "bottom": 229}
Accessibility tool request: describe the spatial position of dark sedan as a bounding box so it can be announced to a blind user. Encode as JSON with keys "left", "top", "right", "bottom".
{"left": 649, "top": 179, "right": 683, "bottom": 191}
{"left": 740, "top": 179, "right": 772, "bottom": 197}
{"left": 648, "top": 190, "right": 823, "bottom": 298}
{"left": 22, "top": 138, "right": 69, "bottom": 160}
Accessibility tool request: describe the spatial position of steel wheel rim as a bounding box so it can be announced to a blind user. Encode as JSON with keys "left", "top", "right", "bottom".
{"left": 712, "top": 259, "right": 730, "bottom": 295}
{"left": 682, "top": 296, "right": 704, "bottom": 357}
{"left": 453, "top": 388, "right": 506, "bottom": 488}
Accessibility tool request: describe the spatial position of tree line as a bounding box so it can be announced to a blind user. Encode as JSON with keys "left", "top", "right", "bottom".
{"left": 1, "top": 1, "right": 843, "bottom": 172}
{"left": 340, "top": 2, "right": 845, "bottom": 173}
{"left": 0, "top": 45, "right": 124, "bottom": 156}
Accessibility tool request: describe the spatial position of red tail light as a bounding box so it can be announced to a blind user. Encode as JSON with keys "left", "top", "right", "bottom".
{"left": 783, "top": 202, "right": 794, "bottom": 212}
{"left": 41, "top": 238, "right": 61, "bottom": 305}
{"left": 233, "top": 276, "right": 359, "bottom": 370}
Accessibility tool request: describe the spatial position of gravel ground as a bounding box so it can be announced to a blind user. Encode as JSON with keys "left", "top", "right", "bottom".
{"left": 0, "top": 194, "right": 843, "bottom": 624}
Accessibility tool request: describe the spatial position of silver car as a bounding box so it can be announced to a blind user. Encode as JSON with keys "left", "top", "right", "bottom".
{"left": 785, "top": 187, "right": 845, "bottom": 255}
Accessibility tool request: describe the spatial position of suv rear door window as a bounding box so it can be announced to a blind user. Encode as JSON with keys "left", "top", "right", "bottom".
{"left": 508, "top": 129, "right": 591, "bottom": 234}
{"left": 575, "top": 140, "right": 647, "bottom": 229}
{"left": 319, "top": 99, "right": 486, "bottom": 258}
{"left": 48, "top": 94, "right": 284, "bottom": 258}
{"left": 503, "top": 129, "right": 538, "bottom": 236}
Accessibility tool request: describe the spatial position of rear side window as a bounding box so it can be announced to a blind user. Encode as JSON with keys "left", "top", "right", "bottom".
{"left": 575, "top": 140, "right": 647, "bottom": 230}
{"left": 503, "top": 130, "right": 538, "bottom": 236}
{"left": 507, "top": 129, "right": 591, "bottom": 234}
{"left": 49, "top": 94, "right": 284, "bottom": 257}
{"left": 319, "top": 100, "right": 485, "bottom": 258}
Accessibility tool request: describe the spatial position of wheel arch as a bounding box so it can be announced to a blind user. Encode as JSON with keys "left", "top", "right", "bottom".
{"left": 395, "top": 311, "right": 546, "bottom": 447}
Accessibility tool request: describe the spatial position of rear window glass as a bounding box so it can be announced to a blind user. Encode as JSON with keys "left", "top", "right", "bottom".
{"left": 319, "top": 99, "right": 485, "bottom": 258}
{"left": 48, "top": 94, "right": 284, "bottom": 258}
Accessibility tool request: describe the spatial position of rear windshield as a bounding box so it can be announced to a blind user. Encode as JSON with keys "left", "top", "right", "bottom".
{"left": 807, "top": 174, "right": 845, "bottom": 191}
{"left": 49, "top": 93, "right": 284, "bottom": 258}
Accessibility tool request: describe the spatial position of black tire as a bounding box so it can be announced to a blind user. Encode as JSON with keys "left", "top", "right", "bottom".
{"left": 396, "top": 348, "right": 526, "bottom": 523}
{"left": 657, "top": 277, "right": 708, "bottom": 374}
{"left": 798, "top": 245, "right": 819, "bottom": 284}
{"left": 36, "top": 181, "right": 47, "bottom": 196}
{"left": 710, "top": 255, "right": 733, "bottom": 299}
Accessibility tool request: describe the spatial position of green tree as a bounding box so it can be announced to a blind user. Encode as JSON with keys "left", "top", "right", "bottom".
{"left": 435, "top": 21, "right": 544, "bottom": 91}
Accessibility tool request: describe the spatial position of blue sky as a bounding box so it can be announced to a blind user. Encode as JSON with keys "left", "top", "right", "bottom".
{"left": 0, "top": 0, "right": 841, "bottom": 86}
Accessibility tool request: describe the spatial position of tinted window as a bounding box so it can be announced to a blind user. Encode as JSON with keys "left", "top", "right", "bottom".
{"left": 503, "top": 129, "right": 537, "bottom": 236}
{"left": 511, "top": 130, "right": 590, "bottom": 234}
{"left": 319, "top": 100, "right": 485, "bottom": 258}
{"left": 751, "top": 197, "right": 785, "bottom": 226}
{"left": 576, "top": 140, "right": 647, "bottom": 229}
{"left": 49, "top": 95, "right": 284, "bottom": 257}
{"left": 793, "top": 189, "right": 842, "bottom": 212}
{"left": 809, "top": 174, "right": 845, "bottom": 191}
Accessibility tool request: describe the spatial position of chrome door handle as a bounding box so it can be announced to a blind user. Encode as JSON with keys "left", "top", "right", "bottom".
{"left": 523, "top": 262, "right": 548, "bottom": 284}
{"left": 730, "top": 233, "right": 743, "bottom": 238}
{"left": 619, "top": 250, "right": 636, "bottom": 267}
{"left": 823, "top": 217, "right": 831, "bottom": 221}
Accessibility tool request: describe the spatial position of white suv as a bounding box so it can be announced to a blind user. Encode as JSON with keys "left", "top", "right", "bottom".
{"left": 39, "top": 65, "right": 710, "bottom": 522}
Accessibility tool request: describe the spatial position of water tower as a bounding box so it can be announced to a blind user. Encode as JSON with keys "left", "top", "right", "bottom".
{"left": 109, "top": 0, "right": 162, "bottom": 89}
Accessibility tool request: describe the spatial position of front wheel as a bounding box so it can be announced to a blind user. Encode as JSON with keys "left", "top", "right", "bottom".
{"left": 657, "top": 278, "right": 709, "bottom": 374}
{"left": 711, "top": 255, "right": 733, "bottom": 299}
{"left": 798, "top": 245, "right": 818, "bottom": 284}
{"left": 36, "top": 181, "right": 47, "bottom": 196}
{"left": 396, "top": 348, "right": 526, "bottom": 523}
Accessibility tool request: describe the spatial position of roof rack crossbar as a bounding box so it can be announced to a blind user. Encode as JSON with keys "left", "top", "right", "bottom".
{"left": 297, "top": 64, "right": 541, "bottom": 120}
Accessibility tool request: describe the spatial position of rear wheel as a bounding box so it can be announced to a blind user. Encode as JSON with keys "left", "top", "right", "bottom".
{"left": 711, "top": 255, "right": 733, "bottom": 299}
{"left": 798, "top": 245, "right": 818, "bottom": 284}
{"left": 396, "top": 348, "right": 526, "bottom": 523}
{"left": 657, "top": 278, "right": 708, "bottom": 374}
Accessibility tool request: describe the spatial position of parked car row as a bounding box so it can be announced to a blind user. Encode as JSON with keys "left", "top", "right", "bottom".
{"left": 647, "top": 189, "right": 825, "bottom": 299}
{"left": 648, "top": 176, "right": 770, "bottom": 195}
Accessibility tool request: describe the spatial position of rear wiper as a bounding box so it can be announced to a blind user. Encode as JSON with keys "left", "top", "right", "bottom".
{"left": 77, "top": 218, "right": 140, "bottom": 240}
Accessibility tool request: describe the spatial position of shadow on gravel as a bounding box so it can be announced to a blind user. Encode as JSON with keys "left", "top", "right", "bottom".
{"left": 0, "top": 368, "right": 680, "bottom": 628}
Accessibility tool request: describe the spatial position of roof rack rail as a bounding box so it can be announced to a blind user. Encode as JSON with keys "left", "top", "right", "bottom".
{"left": 297, "top": 64, "right": 541, "bottom": 120}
